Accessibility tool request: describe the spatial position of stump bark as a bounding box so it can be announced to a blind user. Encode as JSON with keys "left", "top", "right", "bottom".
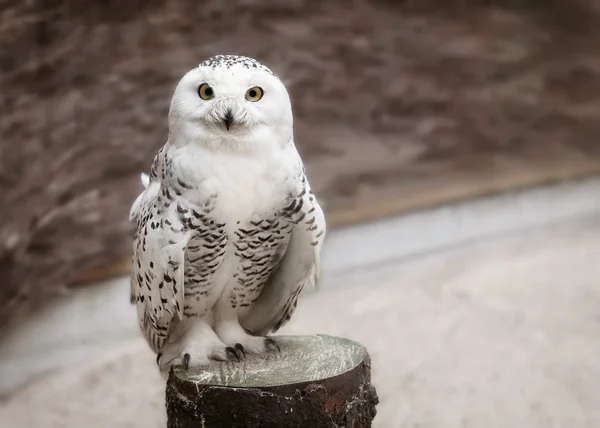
{"left": 166, "top": 335, "right": 379, "bottom": 428}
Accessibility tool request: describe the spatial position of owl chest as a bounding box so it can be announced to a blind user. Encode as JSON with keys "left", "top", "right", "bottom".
{"left": 182, "top": 211, "right": 292, "bottom": 310}
{"left": 227, "top": 213, "right": 293, "bottom": 307}
{"left": 171, "top": 145, "right": 302, "bottom": 223}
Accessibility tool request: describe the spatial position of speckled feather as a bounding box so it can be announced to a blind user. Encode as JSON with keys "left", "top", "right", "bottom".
{"left": 199, "top": 55, "right": 275, "bottom": 76}
{"left": 129, "top": 55, "right": 326, "bottom": 355}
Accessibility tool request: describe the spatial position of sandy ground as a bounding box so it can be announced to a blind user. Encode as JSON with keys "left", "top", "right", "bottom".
{"left": 1, "top": 213, "right": 600, "bottom": 427}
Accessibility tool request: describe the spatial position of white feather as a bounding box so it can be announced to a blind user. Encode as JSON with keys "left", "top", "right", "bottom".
{"left": 140, "top": 172, "right": 150, "bottom": 188}
{"left": 128, "top": 173, "right": 151, "bottom": 222}
{"left": 240, "top": 185, "right": 326, "bottom": 335}
{"left": 131, "top": 184, "right": 192, "bottom": 352}
{"left": 130, "top": 55, "right": 326, "bottom": 357}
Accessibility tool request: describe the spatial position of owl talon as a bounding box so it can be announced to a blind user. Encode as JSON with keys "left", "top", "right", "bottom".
{"left": 234, "top": 343, "right": 246, "bottom": 358}
{"left": 183, "top": 353, "right": 191, "bottom": 370}
{"left": 156, "top": 352, "right": 162, "bottom": 366}
{"left": 226, "top": 346, "right": 240, "bottom": 361}
{"left": 265, "top": 338, "right": 280, "bottom": 352}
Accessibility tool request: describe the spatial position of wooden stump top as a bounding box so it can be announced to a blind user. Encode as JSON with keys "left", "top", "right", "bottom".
{"left": 173, "top": 335, "right": 367, "bottom": 388}
{"left": 166, "top": 335, "right": 378, "bottom": 428}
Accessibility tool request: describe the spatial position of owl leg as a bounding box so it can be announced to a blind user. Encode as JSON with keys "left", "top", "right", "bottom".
{"left": 212, "top": 295, "right": 280, "bottom": 357}
{"left": 213, "top": 318, "right": 280, "bottom": 357}
{"left": 157, "top": 317, "right": 239, "bottom": 372}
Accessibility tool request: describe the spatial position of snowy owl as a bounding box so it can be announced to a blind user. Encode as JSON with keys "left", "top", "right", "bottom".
{"left": 129, "top": 55, "right": 326, "bottom": 372}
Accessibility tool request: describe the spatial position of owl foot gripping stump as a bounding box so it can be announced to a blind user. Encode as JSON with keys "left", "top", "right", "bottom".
{"left": 166, "top": 335, "right": 379, "bottom": 428}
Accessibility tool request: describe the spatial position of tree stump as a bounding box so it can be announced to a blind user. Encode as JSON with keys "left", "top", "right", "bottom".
{"left": 166, "top": 335, "right": 379, "bottom": 428}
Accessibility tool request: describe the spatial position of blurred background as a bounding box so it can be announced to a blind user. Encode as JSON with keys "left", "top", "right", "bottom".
{"left": 2, "top": 0, "right": 600, "bottom": 426}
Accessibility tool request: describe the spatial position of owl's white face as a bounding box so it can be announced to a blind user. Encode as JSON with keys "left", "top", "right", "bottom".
{"left": 168, "top": 55, "right": 293, "bottom": 151}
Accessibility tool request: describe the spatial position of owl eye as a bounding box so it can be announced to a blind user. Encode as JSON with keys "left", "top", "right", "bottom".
{"left": 245, "top": 86, "right": 263, "bottom": 102}
{"left": 198, "top": 83, "right": 214, "bottom": 100}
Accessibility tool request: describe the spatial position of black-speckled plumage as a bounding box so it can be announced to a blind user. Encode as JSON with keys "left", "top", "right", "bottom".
{"left": 129, "top": 55, "right": 326, "bottom": 368}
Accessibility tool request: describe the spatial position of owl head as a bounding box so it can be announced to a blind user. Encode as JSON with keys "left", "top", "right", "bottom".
{"left": 168, "top": 55, "right": 293, "bottom": 150}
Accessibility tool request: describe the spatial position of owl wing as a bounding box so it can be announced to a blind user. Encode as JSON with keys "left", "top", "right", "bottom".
{"left": 130, "top": 178, "right": 194, "bottom": 353}
{"left": 241, "top": 180, "right": 326, "bottom": 336}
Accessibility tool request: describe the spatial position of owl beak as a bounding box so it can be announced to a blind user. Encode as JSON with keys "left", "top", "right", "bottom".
{"left": 223, "top": 109, "right": 234, "bottom": 131}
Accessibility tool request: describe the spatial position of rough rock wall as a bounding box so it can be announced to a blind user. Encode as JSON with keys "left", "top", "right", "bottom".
{"left": 1, "top": 0, "right": 600, "bottom": 337}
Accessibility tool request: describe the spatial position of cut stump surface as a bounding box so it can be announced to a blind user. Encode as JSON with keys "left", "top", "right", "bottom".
{"left": 166, "top": 335, "right": 379, "bottom": 428}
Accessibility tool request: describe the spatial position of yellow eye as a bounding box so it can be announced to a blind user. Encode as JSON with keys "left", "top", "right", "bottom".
{"left": 198, "top": 83, "right": 214, "bottom": 100}
{"left": 245, "top": 86, "right": 263, "bottom": 102}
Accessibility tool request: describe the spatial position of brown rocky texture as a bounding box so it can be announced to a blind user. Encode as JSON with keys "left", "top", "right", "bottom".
{"left": 1, "top": 0, "right": 600, "bottom": 338}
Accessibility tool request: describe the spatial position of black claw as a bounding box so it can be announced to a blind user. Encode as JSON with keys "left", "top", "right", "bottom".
{"left": 244, "top": 327, "right": 256, "bottom": 336}
{"left": 183, "top": 353, "right": 191, "bottom": 370}
{"left": 235, "top": 343, "right": 246, "bottom": 358}
{"left": 226, "top": 346, "right": 240, "bottom": 362}
{"left": 156, "top": 353, "right": 162, "bottom": 366}
{"left": 265, "top": 338, "right": 280, "bottom": 352}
